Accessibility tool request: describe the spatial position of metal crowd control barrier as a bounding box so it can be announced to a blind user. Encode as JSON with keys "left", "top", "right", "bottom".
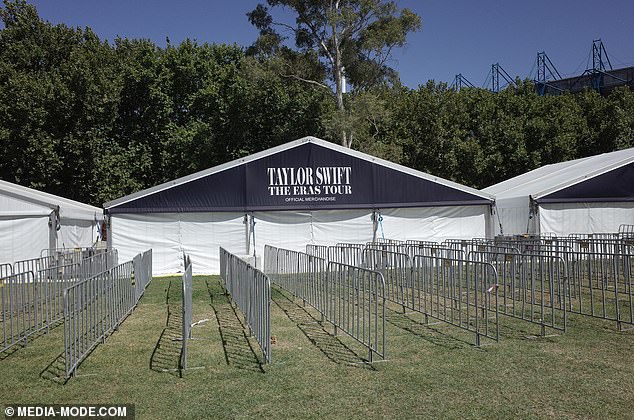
{"left": 553, "top": 237, "right": 618, "bottom": 255}
{"left": 326, "top": 261, "right": 386, "bottom": 361}
{"left": 335, "top": 242, "right": 365, "bottom": 248}
{"left": 1, "top": 249, "right": 122, "bottom": 353}
{"left": 442, "top": 239, "right": 516, "bottom": 260}
{"left": 265, "top": 246, "right": 328, "bottom": 310}
{"left": 62, "top": 250, "right": 153, "bottom": 379}
{"left": 405, "top": 240, "right": 440, "bottom": 247}
{"left": 374, "top": 238, "right": 404, "bottom": 244}
{"left": 0, "top": 264, "right": 12, "bottom": 278}
{"left": 219, "top": 247, "right": 271, "bottom": 363}
{"left": 63, "top": 262, "right": 134, "bottom": 378}
{"left": 264, "top": 245, "right": 386, "bottom": 362}
{"left": 619, "top": 224, "right": 634, "bottom": 238}
{"left": 81, "top": 250, "right": 118, "bottom": 280}
{"left": 41, "top": 247, "right": 100, "bottom": 258}
{"left": 306, "top": 244, "right": 329, "bottom": 260}
{"left": 1, "top": 272, "right": 36, "bottom": 351}
{"left": 1, "top": 262, "right": 80, "bottom": 353}
{"left": 133, "top": 249, "right": 152, "bottom": 301}
{"left": 37, "top": 262, "right": 82, "bottom": 327}
{"left": 365, "top": 241, "right": 406, "bottom": 255}
{"left": 411, "top": 255, "right": 499, "bottom": 345}
{"left": 363, "top": 248, "right": 412, "bottom": 311}
{"left": 469, "top": 250, "right": 567, "bottom": 334}
{"left": 180, "top": 254, "right": 192, "bottom": 371}
{"left": 13, "top": 256, "right": 55, "bottom": 277}
{"left": 405, "top": 243, "right": 464, "bottom": 260}
{"left": 328, "top": 245, "right": 364, "bottom": 266}
{"left": 566, "top": 250, "right": 633, "bottom": 329}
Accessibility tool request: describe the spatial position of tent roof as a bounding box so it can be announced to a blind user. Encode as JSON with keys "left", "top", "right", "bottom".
{"left": 483, "top": 147, "right": 634, "bottom": 203}
{"left": 105, "top": 136, "right": 493, "bottom": 213}
{"left": 0, "top": 179, "right": 102, "bottom": 220}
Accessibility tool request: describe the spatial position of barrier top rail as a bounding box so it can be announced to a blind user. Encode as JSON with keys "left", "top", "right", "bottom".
{"left": 618, "top": 224, "right": 634, "bottom": 238}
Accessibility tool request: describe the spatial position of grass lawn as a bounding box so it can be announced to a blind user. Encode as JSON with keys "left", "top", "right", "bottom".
{"left": 1, "top": 275, "right": 633, "bottom": 419}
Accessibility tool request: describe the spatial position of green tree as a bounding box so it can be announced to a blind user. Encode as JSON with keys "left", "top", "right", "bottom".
{"left": 247, "top": 0, "right": 421, "bottom": 147}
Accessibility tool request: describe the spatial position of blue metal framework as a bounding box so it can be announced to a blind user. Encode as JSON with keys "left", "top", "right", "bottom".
{"left": 490, "top": 63, "right": 517, "bottom": 93}
{"left": 534, "top": 51, "right": 564, "bottom": 96}
{"left": 452, "top": 73, "right": 474, "bottom": 91}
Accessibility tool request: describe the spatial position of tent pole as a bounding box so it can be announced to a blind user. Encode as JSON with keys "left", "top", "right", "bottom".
{"left": 48, "top": 206, "right": 59, "bottom": 253}
{"left": 244, "top": 214, "right": 250, "bottom": 255}
{"left": 372, "top": 209, "right": 378, "bottom": 243}
{"left": 105, "top": 214, "right": 112, "bottom": 251}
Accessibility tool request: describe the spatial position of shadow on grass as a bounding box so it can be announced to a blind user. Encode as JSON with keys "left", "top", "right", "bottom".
{"left": 0, "top": 344, "right": 21, "bottom": 361}
{"left": 496, "top": 314, "right": 554, "bottom": 339}
{"left": 150, "top": 279, "right": 184, "bottom": 377}
{"left": 206, "top": 278, "right": 265, "bottom": 374}
{"left": 384, "top": 306, "right": 472, "bottom": 350}
{"left": 40, "top": 352, "right": 67, "bottom": 384}
{"left": 271, "top": 288, "right": 374, "bottom": 369}
{"left": 0, "top": 318, "right": 64, "bottom": 360}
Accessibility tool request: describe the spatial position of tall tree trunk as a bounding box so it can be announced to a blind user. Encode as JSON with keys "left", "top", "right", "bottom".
{"left": 332, "top": 1, "right": 350, "bottom": 148}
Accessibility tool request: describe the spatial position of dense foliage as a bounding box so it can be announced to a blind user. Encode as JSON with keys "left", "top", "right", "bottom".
{"left": 248, "top": 0, "right": 421, "bottom": 146}
{"left": 0, "top": 1, "right": 632, "bottom": 205}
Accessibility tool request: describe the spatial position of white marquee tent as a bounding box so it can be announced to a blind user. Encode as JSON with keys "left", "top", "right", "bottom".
{"left": 104, "top": 136, "right": 495, "bottom": 275}
{"left": 0, "top": 180, "right": 103, "bottom": 263}
{"left": 483, "top": 147, "right": 634, "bottom": 236}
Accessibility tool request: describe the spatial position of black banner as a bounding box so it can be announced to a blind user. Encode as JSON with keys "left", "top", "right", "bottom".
{"left": 536, "top": 162, "right": 634, "bottom": 203}
{"left": 108, "top": 142, "right": 490, "bottom": 213}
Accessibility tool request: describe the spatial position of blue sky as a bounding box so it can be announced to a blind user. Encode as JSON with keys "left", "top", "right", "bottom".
{"left": 18, "top": 1, "right": 634, "bottom": 89}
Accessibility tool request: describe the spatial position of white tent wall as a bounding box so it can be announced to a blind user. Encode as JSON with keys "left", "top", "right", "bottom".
{"left": 252, "top": 211, "right": 313, "bottom": 261}
{"left": 539, "top": 202, "right": 634, "bottom": 236}
{"left": 111, "top": 205, "right": 493, "bottom": 275}
{"left": 311, "top": 209, "right": 374, "bottom": 245}
{"left": 179, "top": 212, "right": 246, "bottom": 274}
{"left": 380, "top": 205, "right": 490, "bottom": 242}
{"left": 0, "top": 192, "right": 53, "bottom": 262}
{"left": 252, "top": 207, "right": 492, "bottom": 260}
{"left": 0, "top": 180, "right": 103, "bottom": 263}
{"left": 0, "top": 216, "right": 49, "bottom": 262}
{"left": 110, "top": 212, "right": 246, "bottom": 275}
{"left": 111, "top": 213, "right": 181, "bottom": 274}
{"left": 492, "top": 197, "right": 538, "bottom": 236}
{"left": 58, "top": 219, "right": 98, "bottom": 250}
